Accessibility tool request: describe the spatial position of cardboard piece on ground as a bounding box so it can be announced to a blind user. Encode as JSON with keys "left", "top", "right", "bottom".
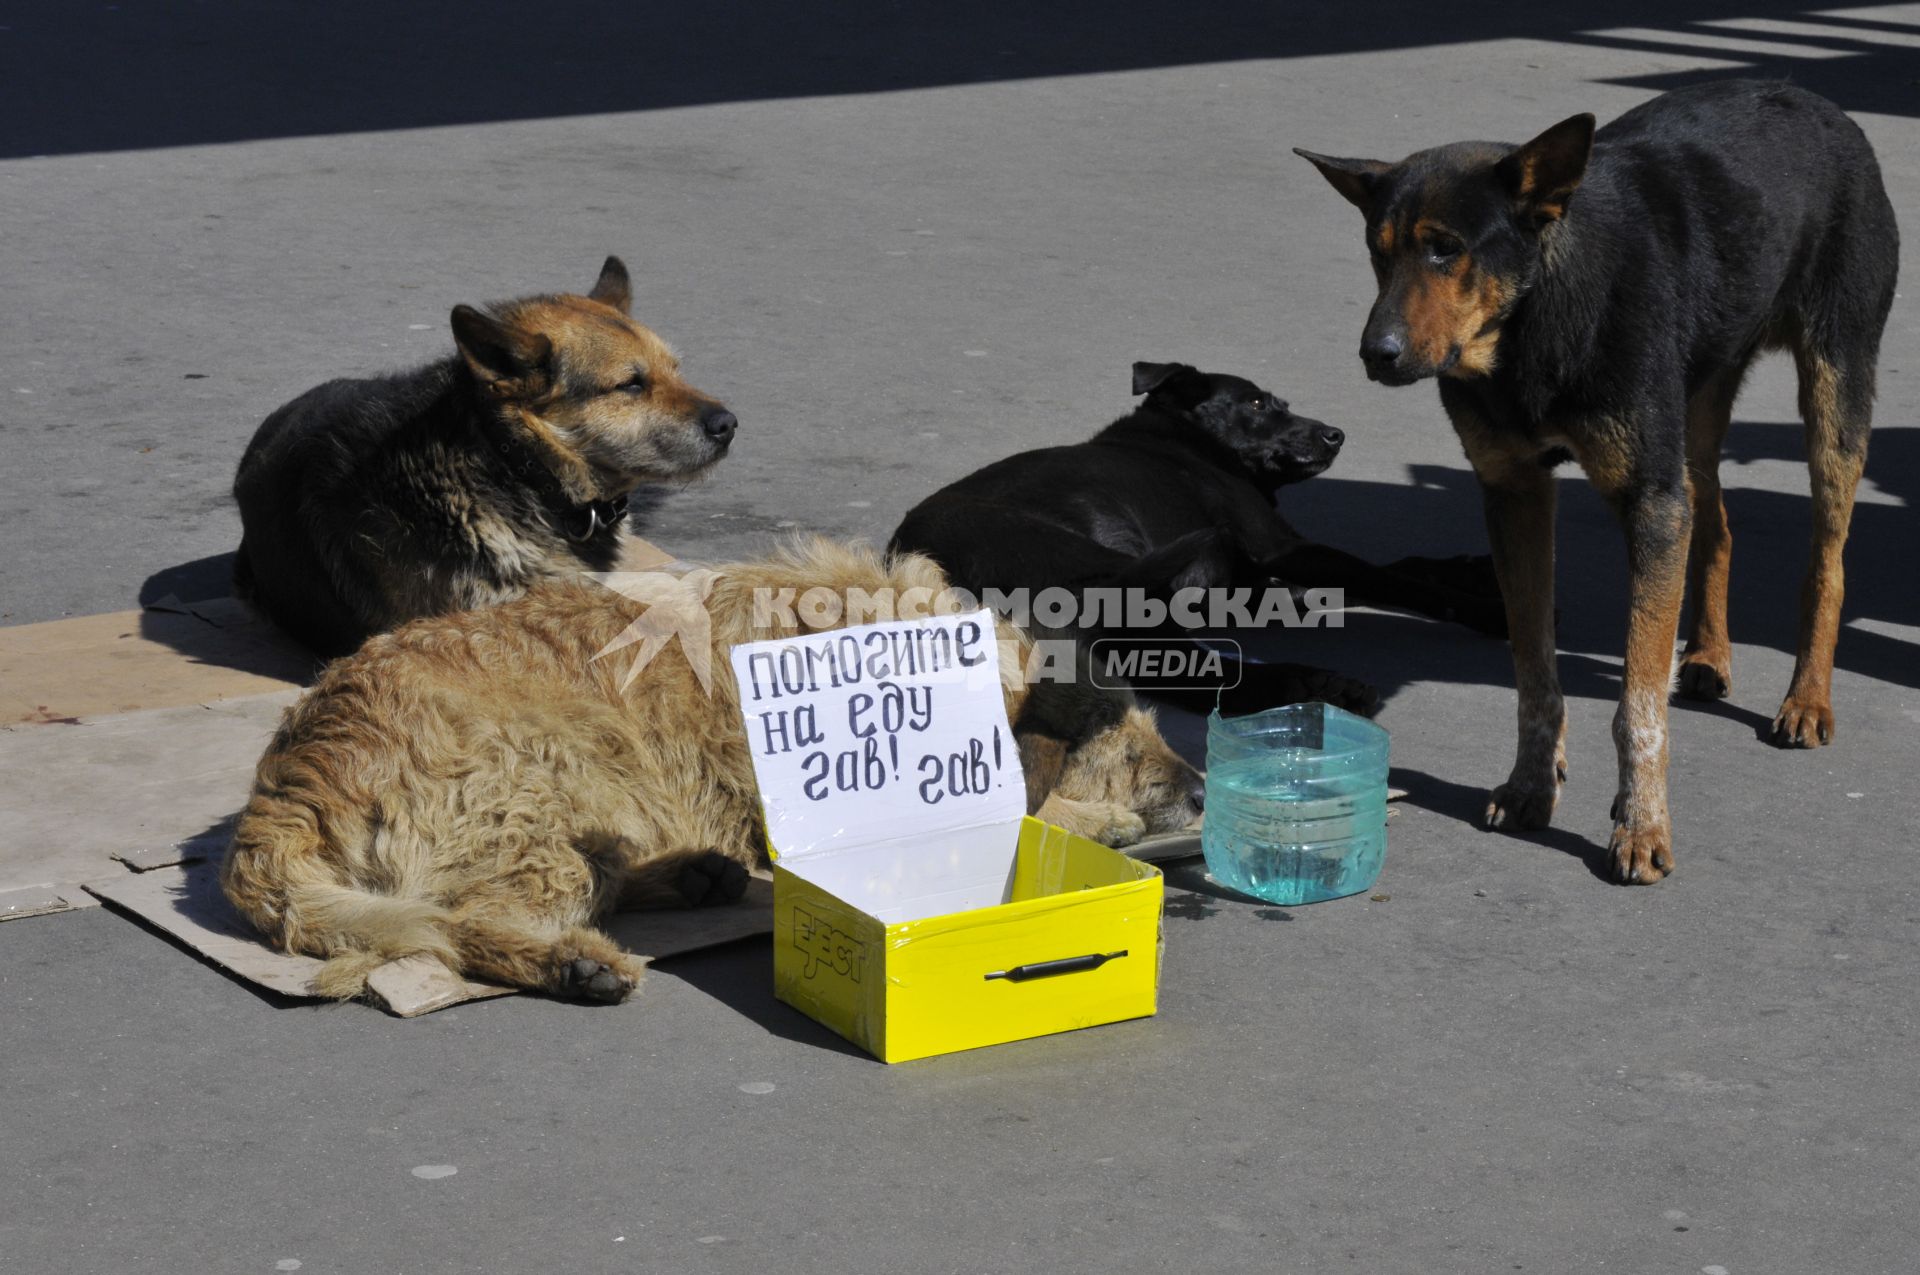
{"left": 85, "top": 858, "right": 329, "bottom": 998}
{"left": 0, "top": 691, "right": 297, "bottom": 912}
{"left": 617, "top": 537, "right": 679, "bottom": 572}
{"left": 0, "top": 883, "right": 87, "bottom": 921}
{"left": 0, "top": 535, "right": 674, "bottom": 725}
{"left": 1125, "top": 828, "right": 1203, "bottom": 863}
{"left": 0, "top": 598, "right": 313, "bottom": 725}
{"left": 85, "top": 858, "right": 776, "bottom": 1016}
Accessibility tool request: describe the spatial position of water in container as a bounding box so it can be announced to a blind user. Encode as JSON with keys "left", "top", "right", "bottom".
{"left": 1201, "top": 701, "right": 1389, "bottom": 905}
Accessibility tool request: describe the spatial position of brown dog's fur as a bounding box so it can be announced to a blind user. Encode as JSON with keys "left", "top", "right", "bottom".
{"left": 222, "top": 540, "right": 1199, "bottom": 1003}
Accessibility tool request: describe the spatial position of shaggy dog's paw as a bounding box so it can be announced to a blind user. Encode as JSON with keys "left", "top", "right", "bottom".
{"left": 676, "top": 850, "right": 752, "bottom": 907}
{"left": 558, "top": 957, "right": 639, "bottom": 1003}
{"left": 1096, "top": 807, "right": 1149, "bottom": 848}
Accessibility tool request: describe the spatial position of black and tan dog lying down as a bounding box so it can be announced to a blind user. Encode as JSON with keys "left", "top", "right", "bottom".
{"left": 223, "top": 540, "right": 1203, "bottom": 1004}
{"left": 233, "top": 256, "right": 739, "bottom": 657}
{"left": 892, "top": 361, "right": 1505, "bottom": 713}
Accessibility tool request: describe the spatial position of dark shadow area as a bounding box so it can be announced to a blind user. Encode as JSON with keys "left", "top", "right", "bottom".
{"left": 1710, "top": 422, "right": 1919, "bottom": 692}
{"left": 3, "top": 1, "right": 1911, "bottom": 160}
{"left": 652, "top": 936, "right": 873, "bottom": 1059}
{"left": 1243, "top": 420, "right": 1919, "bottom": 700}
{"left": 134, "top": 559, "right": 324, "bottom": 685}
{"left": 138, "top": 550, "right": 238, "bottom": 609}
{"left": 1390, "top": 766, "right": 1615, "bottom": 880}
{"left": 1581, "top": 19, "right": 1920, "bottom": 118}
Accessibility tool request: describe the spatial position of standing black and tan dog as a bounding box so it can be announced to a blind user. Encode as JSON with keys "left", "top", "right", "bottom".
{"left": 233, "top": 257, "right": 738, "bottom": 656}
{"left": 1297, "top": 81, "right": 1897, "bottom": 883}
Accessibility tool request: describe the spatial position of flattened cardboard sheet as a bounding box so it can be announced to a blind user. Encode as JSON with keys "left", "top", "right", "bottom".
{"left": 85, "top": 857, "right": 776, "bottom": 1017}
{"left": 0, "top": 692, "right": 297, "bottom": 912}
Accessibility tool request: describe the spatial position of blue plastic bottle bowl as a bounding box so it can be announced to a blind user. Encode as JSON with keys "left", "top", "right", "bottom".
{"left": 1201, "top": 701, "right": 1390, "bottom": 905}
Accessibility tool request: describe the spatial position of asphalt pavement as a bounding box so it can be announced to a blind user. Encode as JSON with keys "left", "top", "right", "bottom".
{"left": 2, "top": 3, "right": 1917, "bottom": 1272}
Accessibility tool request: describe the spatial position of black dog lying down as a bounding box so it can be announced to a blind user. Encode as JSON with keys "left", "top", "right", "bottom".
{"left": 891, "top": 361, "right": 1503, "bottom": 712}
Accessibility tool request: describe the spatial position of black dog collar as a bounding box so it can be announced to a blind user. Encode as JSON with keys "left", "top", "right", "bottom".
{"left": 480, "top": 418, "right": 628, "bottom": 544}
{"left": 556, "top": 495, "right": 630, "bottom": 542}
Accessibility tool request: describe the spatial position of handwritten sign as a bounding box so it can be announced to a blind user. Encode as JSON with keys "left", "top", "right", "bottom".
{"left": 730, "top": 610, "right": 1025, "bottom": 860}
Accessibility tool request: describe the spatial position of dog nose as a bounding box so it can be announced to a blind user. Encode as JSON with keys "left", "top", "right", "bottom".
{"left": 1319, "top": 426, "right": 1344, "bottom": 448}
{"left": 700, "top": 408, "right": 738, "bottom": 442}
{"left": 1360, "top": 332, "right": 1404, "bottom": 372}
{"left": 1186, "top": 773, "right": 1207, "bottom": 815}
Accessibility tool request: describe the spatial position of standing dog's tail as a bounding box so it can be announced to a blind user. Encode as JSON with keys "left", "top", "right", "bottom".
{"left": 222, "top": 796, "right": 457, "bottom": 1001}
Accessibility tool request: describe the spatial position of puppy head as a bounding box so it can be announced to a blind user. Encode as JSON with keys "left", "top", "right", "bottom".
{"left": 1016, "top": 675, "right": 1205, "bottom": 836}
{"left": 1132, "top": 361, "right": 1344, "bottom": 487}
{"left": 450, "top": 256, "right": 738, "bottom": 496}
{"left": 1293, "top": 113, "right": 1594, "bottom": 385}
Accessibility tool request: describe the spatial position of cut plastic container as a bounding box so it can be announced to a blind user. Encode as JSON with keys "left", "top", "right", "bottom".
{"left": 1201, "top": 701, "right": 1389, "bottom": 905}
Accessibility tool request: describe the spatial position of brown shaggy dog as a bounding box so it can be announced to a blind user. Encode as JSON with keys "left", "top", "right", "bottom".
{"left": 223, "top": 540, "right": 1202, "bottom": 1003}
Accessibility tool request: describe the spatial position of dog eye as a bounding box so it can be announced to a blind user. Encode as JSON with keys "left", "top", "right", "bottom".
{"left": 1248, "top": 398, "right": 1264, "bottom": 411}
{"left": 616, "top": 372, "right": 648, "bottom": 394}
{"left": 1426, "top": 235, "right": 1463, "bottom": 264}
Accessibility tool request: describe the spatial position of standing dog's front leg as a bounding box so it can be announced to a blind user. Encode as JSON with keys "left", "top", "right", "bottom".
{"left": 1603, "top": 482, "right": 1691, "bottom": 883}
{"left": 1479, "top": 468, "right": 1567, "bottom": 830}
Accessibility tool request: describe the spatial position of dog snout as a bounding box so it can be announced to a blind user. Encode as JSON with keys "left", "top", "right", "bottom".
{"left": 1185, "top": 771, "right": 1207, "bottom": 818}
{"left": 1359, "top": 330, "right": 1404, "bottom": 377}
{"left": 700, "top": 407, "right": 738, "bottom": 443}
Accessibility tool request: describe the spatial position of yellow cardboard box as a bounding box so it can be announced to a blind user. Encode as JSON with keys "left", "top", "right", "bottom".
{"left": 730, "top": 610, "right": 1164, "bottom": 1063}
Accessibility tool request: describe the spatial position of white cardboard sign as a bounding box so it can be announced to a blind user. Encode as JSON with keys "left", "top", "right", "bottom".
{"left": 729, "top": 610, "right": 1025, "bottom": 863}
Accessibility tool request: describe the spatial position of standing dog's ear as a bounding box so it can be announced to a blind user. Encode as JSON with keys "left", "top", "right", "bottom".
{"left": 451, "top": 305, "right": 554, "bottom": 395}
{"left": 1293, "top": 149, "right": 1390, "bottom": 212}
{"left": 587, "top": 255, "right": 632, "bottom": 314}
{"left": 1496, "top": 114, "right": 1594, "bottom": 228}
{"left": 1132, "top": 361, "right": 1200, "bottom": 396}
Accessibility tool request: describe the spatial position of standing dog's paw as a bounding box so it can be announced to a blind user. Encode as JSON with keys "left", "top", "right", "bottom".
{"left": 558, "top": 956, "right": 640, "bottom": 1003}
{"left": 1607, "top": 823, "right": 1674, "bottom": 884}
{"left": 1771, "top": 697, "right": 1834, "bottom": 748}
{"left": 1676, "top": 652, "right": 1731, "bottom": 701}
{"left": 1484, "top": 780, "right": 1558, "bottom": 832}
{"left": 675, "top": 850, "right": 752, "bottom": 907}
